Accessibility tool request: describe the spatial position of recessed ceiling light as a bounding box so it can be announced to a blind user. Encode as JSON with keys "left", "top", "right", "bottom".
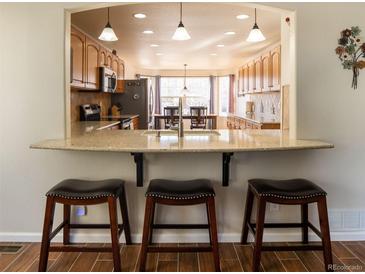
{"left": 224, "top": 31, "right": 236, "bottom": 35}
{"left": 210, "top": 53, "right": 217, "bottom": 56}
{"left": 236, "top": 14, "right": 249, "bottom": 20}
{"left": 150, "top": 44, "right": 159, "bottom": 47}
{"left": 217, "top": 44, "right": 225, "bottom": 47}
{"left": 133, "top": 13, "right": 146, "bottom": 19}
{"left": 143, "top": 30, "right": 154, "bottom": 34}
{"left": 156, "top": 53, "right": 163, "bottom": 56}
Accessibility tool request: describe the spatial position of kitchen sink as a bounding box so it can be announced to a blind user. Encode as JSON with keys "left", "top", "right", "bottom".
{"left": 142, "top": 130, "right": 221, "bottom": 136}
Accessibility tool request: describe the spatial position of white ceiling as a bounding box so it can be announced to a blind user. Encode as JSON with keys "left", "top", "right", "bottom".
{"left": 71, "top": 3, "right": 281, "bottom": 70}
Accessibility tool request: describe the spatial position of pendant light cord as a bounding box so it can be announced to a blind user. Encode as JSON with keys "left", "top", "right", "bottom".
{"left": 180, "top": 2, "right": 183, "bottom": 22}
{"left": 108, "top": 7, "right": 110, "bottom": 23}
{"left": 254, "top": 8, "right": 257, "bottom": 24}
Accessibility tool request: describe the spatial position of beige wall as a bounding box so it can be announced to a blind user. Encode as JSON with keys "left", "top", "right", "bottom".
{"left": 1, "top": 3, "right": 365, "bottom": 242}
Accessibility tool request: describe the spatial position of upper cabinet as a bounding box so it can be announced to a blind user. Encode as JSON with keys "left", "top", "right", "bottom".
{"left": 261, "top": 52, "right": 271, "bottom": 92}
{"left": 239, "top": 45, "right": 281, "bottom": 94}
{"left": 254, "top": 57, "right": 262, "bottom": 92}
{"left": 70, "top": 27, "right": 85, "bottom": 87}
{"left": 243, "top": 65, "right": 249, "bottom": 93}
{"left": 270, "top": 46, "right": 281, "bottom": 91}
{"left": 248, "top": 61, "right": 256, "bottom": 92}
{"left": 85, "top": 37, "right": 99, "bottom": 89}
{"left": 70, "top": 25, "right": 126, "bottom": 90}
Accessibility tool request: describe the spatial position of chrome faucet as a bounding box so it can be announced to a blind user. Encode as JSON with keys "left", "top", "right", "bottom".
{"left": 171, "top": 97, "right": 184, "bottom": 138}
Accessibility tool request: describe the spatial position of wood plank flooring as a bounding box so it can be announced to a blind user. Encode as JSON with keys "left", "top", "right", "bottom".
{"left": 0, "top": 241, "right": 364, "bottom": 272}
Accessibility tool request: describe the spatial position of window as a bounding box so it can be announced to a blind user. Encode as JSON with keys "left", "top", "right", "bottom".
{"left": 218, "top": 76, "right": 230, "bottom": 116}
{"left": 160, "top": 77, "right": 210, "bottom": 114}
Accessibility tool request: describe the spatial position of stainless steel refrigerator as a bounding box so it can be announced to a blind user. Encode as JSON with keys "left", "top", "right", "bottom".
{"left": 111, "top": 79, "right": 153, "bottom": 129}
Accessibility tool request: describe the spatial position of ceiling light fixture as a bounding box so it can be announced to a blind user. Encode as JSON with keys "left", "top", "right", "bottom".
{"left": 224, "top": 31, "right": 236, "bottom": 35}
{"left": 156, "top": 53, "right": 163, "bottom": 56}
{"left": 210, "top": 53, "right": 217, "bottom": 56}
{"left": 217, "top": 44, "right": 225, "bottom": 47}
{"left": 150, "top": 44, "right": 159, "bottom": 47}
{"left": 99, "top": 7, "right": 118, "bottom": 42}
{"left": 172, "top": 2, "right": 191, "bottom": 41}
{"left": 133, "top": 13, "right": 146, "bottom": 19}
{"left": 246, "top": 8, "right": 266, "bottom": 43}
{"left": 143, "top": 30, "right": 154, "bottom": 34}
{"left": 182, "top": 64, "right": 189, "bottom": 94}
{"left": 236, "top": 14, "right": 249, "bottom": 20}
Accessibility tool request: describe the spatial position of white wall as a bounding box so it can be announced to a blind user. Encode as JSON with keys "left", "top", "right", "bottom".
{"left": 1, "top": 3, "right": 365, "bottom": 242}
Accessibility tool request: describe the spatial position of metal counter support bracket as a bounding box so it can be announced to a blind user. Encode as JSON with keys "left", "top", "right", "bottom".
{"left": 222, "top": 152, "right": 234, "bottom": 187}
{"left": 131, "top": 153, "right": 144, "bottom": 187}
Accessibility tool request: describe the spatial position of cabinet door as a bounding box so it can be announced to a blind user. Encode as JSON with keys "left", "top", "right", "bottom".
{"left": 70, "top": 27, "right": 85, "bottom": 87}
{"left": 111, "top": 56, "right": 118, "bottom": 74}
{"left": 243, "top": 66, "right": 249, "bottom": 93}
{"left": 271, "top": 46, "right": 281, "bottom": 91}
{"left": 118, "top": 60, "right": 125, "bottom": 80}
{"left": 261, "top": 53, "right": 271, "bottom": 92}
{"left": 254, "top": 57, "right": 262, "bottom": 92}
{"left": 85, "top": 37, "right": 99, "bottom": 89}
{"left": 248, "top": 61, "right": 256, "bottom": 92}
{"left": 106, "top": 52, "right": 113, "bottom": 68}
{"left": 99, "top": 47, "right": 107, "bottom": 67}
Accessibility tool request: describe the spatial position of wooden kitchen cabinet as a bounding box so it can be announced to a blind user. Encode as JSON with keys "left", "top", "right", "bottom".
{"left": 261, "top": 52, "right": 271, "bottom": 92}
{"left": 271, "top": 46, "right": 281, "bottom": 91}
{"left": 248, "top": 61, "right": 256, "bottom": 92}
{"left": 70, "top": 25, "right": 126, "bottom": 91}
{"left": 99, "top": 47, "right": 107, "bottom": 67}
{"left": 85, "top": 37, "right": 99, "bottom": 89}
{"left": 118, "top": 61, "right": 125, "bottom": 80}
{"left": 243, "top": 65, "right": 249, "bottom": 93}
{"left": 70, "top": 27, "right": 86, "bottom": 88}
{"left": 254, "top": 57, "right": 262, "bottom": 92}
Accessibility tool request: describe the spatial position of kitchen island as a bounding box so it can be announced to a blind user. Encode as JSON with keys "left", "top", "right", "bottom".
{"left": 31, "top": 121, "right": 333, "bottom": 187}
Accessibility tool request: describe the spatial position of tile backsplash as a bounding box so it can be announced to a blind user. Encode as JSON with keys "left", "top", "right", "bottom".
{"left": 249, "top": 93, "right": 281, "bottom": 120}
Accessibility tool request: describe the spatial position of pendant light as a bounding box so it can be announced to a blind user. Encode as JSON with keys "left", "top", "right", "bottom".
{"left": 181, "top": 64, "right": 189, "bottom": 95}
{"left": 99, "top": 7, "right": 118, "bottom": 42}
{"left": 246, "top": 8, "right": 266, "bottom": 43}
{"left": 172, "top": 3, "right": 191, "bottom": 41}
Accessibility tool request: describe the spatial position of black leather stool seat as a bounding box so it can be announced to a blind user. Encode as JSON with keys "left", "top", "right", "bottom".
{"left": 146, "top": 179, "right": 215, "bottom": 200}
{"left": 248, "top": 178, "right": 327, "bottom": 199}
{"left": 46, "top": 179, "right": 125, "bottom": 199}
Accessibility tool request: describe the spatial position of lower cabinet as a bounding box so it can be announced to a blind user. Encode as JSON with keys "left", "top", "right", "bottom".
{"left": 226, "top": 116, "right": 279, "bottom": 130}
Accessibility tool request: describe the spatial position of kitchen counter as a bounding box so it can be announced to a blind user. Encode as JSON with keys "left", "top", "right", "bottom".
{"left": 101, "top": 114, "right": 140, "bottom": 120}
{"left": 31, "top": 124, "right": 333, "bottom": 153}
{"left": 71, "top": 121, "right": 121, "bottom": 136}
{"left": 230, "top": 113, "right": 280, "bottom": 124}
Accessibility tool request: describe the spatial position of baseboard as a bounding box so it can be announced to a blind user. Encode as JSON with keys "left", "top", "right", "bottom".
{"left": 1, "top": 230, "right": 364, "bottom": 243}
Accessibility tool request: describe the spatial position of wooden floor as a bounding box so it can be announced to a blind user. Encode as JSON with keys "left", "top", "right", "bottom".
{"left": 1, "top": 241, "right": 365, "bottom": 272}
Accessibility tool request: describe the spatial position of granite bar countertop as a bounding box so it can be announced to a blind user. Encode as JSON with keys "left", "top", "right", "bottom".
{"left": 30, "top": 122, "right": 333, "bottom": 153}
{"left": 71, "top": 121, "right": 121, "bottom": 135}
{"left": 230, "top": 113, "right": 280, "bottom": 124}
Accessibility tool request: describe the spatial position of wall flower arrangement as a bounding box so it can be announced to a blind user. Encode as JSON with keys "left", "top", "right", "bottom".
{"left": 335, "top": 26, "right": 365, "bottom": 89}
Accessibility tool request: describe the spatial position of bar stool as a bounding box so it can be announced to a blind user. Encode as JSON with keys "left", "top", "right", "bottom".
{"left": 38, "top": 179, "right": 132, "bottom": 272}
{"left": 139, "top": 179, "right": 220, "bottom": 272}
{"left": 241, "top": 178, "right": 333, "bottom": 272}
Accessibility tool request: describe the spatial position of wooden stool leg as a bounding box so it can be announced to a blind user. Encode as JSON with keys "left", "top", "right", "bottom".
{"left": 241, "top": 187, "right": 254, "bottom": 244}
{"left": 206, "top": 203, "right": 212, "bottom": 245}
{"left": 63, "top": 204, "right": 71, "bottom": 245}
{"left": 207, "top": 197, "right": 221, "bottom": 272}
{"left": 38, "top": 197, "right": 56, "bottom": 272}
{"left": 108, "top": 197, "right": 122, "bottom": 272}
{"left": 148, "top": 201, "right": 155, "bottom": 245}
{"left": 317, "top": 197, "right": 333, "bottom": 272}
{"left": 119, "top": 189, "right": 132, "bottom": 245}
{"left": 252, "top": 198, "right": 266, "bottom": 272}
{"left": 139, "top": 197, "right": 154, "bottom": 272}
{"left": 301, "top": 203, "right": 309, "bottom": 244}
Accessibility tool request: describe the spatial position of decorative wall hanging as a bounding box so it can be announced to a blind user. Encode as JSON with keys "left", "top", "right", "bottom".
{"left": 335, "top": 26, "right": 365, "bottom": 89}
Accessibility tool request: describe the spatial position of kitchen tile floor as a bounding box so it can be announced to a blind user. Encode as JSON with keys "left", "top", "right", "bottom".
{"left": 0, "top": 241, "right": 364, "bottom": 272}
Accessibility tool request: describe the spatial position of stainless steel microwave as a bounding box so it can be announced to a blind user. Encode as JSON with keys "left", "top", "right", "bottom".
{"left": 99, "top": 67, "right": 117, "bottom": 93}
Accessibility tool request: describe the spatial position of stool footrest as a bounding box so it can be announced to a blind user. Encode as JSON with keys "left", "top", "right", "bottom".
{"left": 261, "top": 244, "right": 323, "bottom": 252}
{"left": 147, "top": 245, "right": 212, "bottom": 253}
{"left": 69, "top": 224, "right": 124, "bottom": 229}
{"left": 49, "top": 245, "right": 113, "bottom": 253}
{"left": 248, "top": 222, "right": 322, "bottom": 238}
{"left": 152, "top": 224, "right": 209, "bottom": 229}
